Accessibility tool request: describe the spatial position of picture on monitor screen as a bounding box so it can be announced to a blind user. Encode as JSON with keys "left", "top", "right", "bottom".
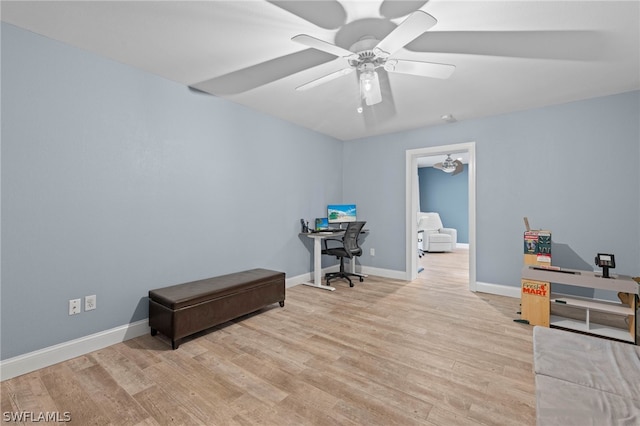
{"left": 315, "top": 218, "right": 329, "bottom": 230}
{"left": 328, "top": 204, "right": 357, "bottom": 223}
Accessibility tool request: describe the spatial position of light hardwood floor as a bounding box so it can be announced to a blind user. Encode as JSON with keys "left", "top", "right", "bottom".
{"left": 1, "top": 248, "right": 536, "bottom": 425}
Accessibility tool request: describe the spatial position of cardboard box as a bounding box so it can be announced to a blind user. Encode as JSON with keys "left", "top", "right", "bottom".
{"left": 524, "top": 230, "right": 551, "bottom": 265}
{"left": 521, "top": 279, "right": 550, "bottom": 326}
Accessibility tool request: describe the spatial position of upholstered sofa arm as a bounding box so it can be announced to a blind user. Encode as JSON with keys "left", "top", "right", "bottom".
{"left": 440, "top": 227, "right": 457, "bottom": 245}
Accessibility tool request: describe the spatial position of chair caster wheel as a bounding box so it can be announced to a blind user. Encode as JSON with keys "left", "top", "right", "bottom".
{"left": 349, "top": 282, "right": 354, "bottom": 287}
{"left": 359, "top": 277, "right": 364, "bottom": 282}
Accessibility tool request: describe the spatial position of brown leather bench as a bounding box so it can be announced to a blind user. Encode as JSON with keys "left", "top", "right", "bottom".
{"left": 148, "top": 268, "right": 285, "bottom": 349}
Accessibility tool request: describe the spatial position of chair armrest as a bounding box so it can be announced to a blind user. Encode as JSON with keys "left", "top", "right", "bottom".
{"left": 440, "top": 228, "right": 457, "bottom": 244}
{"left": 322, "top": 237, "right": 344, "bottom": 251}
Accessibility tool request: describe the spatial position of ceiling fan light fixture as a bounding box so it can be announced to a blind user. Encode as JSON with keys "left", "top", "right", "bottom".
{"left": 359, "top": 65, "right": 382, "bottom": 106}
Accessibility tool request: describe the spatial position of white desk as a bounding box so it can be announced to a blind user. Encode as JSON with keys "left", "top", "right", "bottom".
{"left": 302, "top": 231, "right": 367, "bottom": 291}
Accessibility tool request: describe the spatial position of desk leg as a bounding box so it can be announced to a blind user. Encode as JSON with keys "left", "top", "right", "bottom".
{"left": 350, "top": 258, "right": 367, "bottom": 279}
{"left": 302, "top": 236, "right": 335, "bottom": 291}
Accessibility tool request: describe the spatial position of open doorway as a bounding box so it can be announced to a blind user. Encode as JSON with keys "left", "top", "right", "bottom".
{"left": 405, "top": 142, "right": 476, "bottom": 291}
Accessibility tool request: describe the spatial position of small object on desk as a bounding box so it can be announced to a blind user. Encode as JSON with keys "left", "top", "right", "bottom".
{"left": 595, "top": 253, "right": 615, "bottom": 279}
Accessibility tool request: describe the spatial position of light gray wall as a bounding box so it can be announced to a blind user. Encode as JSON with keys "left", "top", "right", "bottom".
{"left": 1, "top": 24, "right": 343, "bottom": 359}
{"left": 344, "top": 90, "right": 640, "bottom": 286}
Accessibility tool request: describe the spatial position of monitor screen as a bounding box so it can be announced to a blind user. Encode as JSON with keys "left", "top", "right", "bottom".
{"left": 327, "top": 204, "right": 357, "bottom": 223}
{"left": 315, "top": 218, "right": 329, "bottom": 230}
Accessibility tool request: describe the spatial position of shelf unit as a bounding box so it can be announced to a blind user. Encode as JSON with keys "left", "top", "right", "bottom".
{"left": 521, "top": 265, "right": 639, "bottom": 344}
{"left": 550, "top": 293, "right": 634, "bottom": 342}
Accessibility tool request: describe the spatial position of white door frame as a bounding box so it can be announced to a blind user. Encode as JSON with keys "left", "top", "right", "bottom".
{"left": 405, "top": 142, "right": 476, "bottom": 291}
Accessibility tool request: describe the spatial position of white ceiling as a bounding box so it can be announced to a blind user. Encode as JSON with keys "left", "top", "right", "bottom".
{"left": 2, "top": 1, "right": 639, "bottom": 141}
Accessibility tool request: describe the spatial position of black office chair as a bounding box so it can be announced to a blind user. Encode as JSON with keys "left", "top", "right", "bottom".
{"left": 322, "top": 221, "right": 366, "bottom": 287}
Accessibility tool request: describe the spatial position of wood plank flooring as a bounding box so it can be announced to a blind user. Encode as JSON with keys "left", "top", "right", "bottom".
{"left": 1, "top": 248, "right": 536, "bottom": 425}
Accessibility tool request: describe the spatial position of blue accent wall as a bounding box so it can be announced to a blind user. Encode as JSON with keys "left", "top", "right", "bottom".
{"left": 418, "top": 165, "right": 469, "bottom": 243}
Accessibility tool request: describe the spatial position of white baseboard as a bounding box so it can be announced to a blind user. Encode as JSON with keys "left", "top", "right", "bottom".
{"left": 287, "top": 266, "right": 407, "bottom": 287}
{"left": 289, "top": 269, "right": 518, "bottom": 299}
{"left": 285, "top": 267, "right": 339, "bottom": 288}
{"left": 475, "top": 281, "right": 521, "bottom": 298}
{"left": 285, "top": 272, "right": 312, "bottom": 288}
{"left": 0, "top": 320, "right": 150, "bottom": 381}
{"left": 360, "top": 266, "right": 407, "bottom": 280}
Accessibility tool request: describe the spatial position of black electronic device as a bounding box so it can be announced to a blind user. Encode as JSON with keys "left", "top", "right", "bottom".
{"left": 595, "top": 253, "right": 615, "bottom": 278}
{"left": 300, "top": 218, "right": 309, "bottom": 233}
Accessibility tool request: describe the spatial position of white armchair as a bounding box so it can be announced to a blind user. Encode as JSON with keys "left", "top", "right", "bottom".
{"left": 417, "top": 212, "right": 457, "bottom": 252}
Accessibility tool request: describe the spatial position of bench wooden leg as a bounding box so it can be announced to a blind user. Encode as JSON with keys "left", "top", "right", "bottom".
{"left": 172, "top": 339, "right": 180, "bottom": 350}
{"left": 279, "top": 301, "right": 285, "bottom": 307}
{"left": 150, "top": 328, "right": 158, "bottom": 336}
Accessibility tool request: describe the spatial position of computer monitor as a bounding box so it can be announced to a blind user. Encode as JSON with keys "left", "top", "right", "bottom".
{"left": 327, "top": 204, "right": 357, "bottom": 224}
{"left": 314, "top": 218, "right": 329, "bottom": 231}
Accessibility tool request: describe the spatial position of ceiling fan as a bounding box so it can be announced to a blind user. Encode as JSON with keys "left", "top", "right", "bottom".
{"left": 434, "top": 154, "right": 463, "bottom": 175}
{"left": 190, "top": 0, "right": 603, "bottom": 123}
{"left": 292, "top": 10, "right": 455, "bottom": 111}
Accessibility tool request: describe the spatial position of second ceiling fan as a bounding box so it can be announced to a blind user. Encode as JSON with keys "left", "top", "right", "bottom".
{"left": 434, "top": 154, "right": 464, "bottom": 175}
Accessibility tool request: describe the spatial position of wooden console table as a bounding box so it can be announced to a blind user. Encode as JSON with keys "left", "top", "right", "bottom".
{"left": 521, "top": 265, "right": 639, "bottom": 344}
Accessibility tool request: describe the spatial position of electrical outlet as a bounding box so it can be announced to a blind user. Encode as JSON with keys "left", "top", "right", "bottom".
{"left": 85, "top": 295, "right": 96, "bottom": 311}
{"left": 69, "top": 299, "right": 81, "bottom": 315}
{"left": 370, "top": 248, "right": 375, "bottom": 256}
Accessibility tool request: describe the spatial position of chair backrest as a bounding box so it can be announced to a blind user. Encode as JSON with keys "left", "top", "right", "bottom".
{"left": 417, "top": 212, "right": 443, "bottom": 231}
{"left": 343, "top": 221, "right": 366, "bottom": 254}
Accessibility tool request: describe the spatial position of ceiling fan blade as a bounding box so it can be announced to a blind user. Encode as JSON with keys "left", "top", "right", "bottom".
{"left": 380, "top": 0, "right": 430, "bottom": 19}
{"left": 190, "top": 49, "right": 335, "bottom": 95}
{"left": 406, "top": 31, "right": 607, "bottom": 60}
{"left": 433, "top": 162, "right": 445, "bottom": 170}
{"left": 374, "top": 11, "right": 437, "bottom": 58}
{"left": 296, "top": 67, "right": 354, "bottom": 91}
{"left": 266, "top": 1, "right": 347, "bottom": 30}
{"left": 292, "top": 34, "right": 357, "bottom": 59}
{"left": 452, "top": 160, "right": 464, "bottom": 175}
{"left": 384, "top": 59, "right": 455, "bottom": 79}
